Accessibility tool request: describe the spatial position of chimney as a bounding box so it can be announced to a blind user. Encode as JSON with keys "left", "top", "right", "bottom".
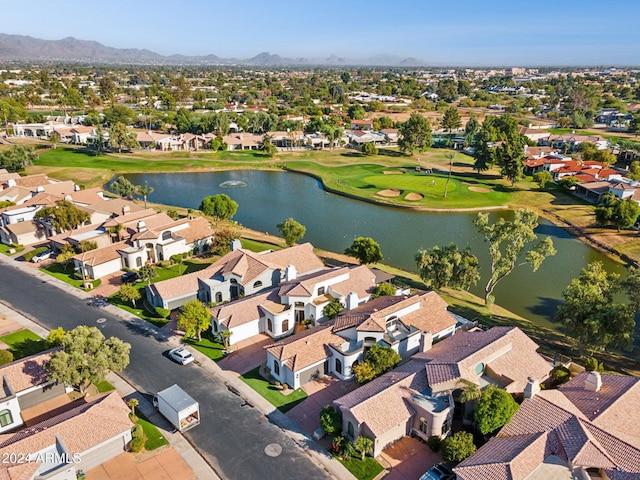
{"left": 7, "top": 178, "right": 16, "bottom": 187}
{"left": 345, "top": 292, "right": 359, "bottom": 310}
{"left": 284, "top": 264, "right": 296, "bottom": 281}
{"left": 136, "top": 220, "right": 147, "bottom": 232}
{"left": 524, "top": 377, "right": 540, "bottom": 399}
{"left": 74, "top": 183, "right": 80, "bottom": 191}
{"left": 230, "top": 239, "right": 242, "bottom": 251}
{"left": 122, "top": 205, "right": 130, "bottom": 214}
{"left": 585, "top": 371, "right": 602, "bottom": 392}
{"left": 419, "top": 331, "right": 433, "bottom": 353}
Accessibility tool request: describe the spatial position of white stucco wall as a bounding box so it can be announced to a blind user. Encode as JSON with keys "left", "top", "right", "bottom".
{"left": 0, "top": 396, "right": 23, "bottom": 433}
{"left": 228, "top": 319, "right": 260, "bottom": 345}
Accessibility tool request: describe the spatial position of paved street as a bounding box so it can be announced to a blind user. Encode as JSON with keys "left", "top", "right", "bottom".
{"left": 0, "top": 260, "right": 333, "bottom": 480}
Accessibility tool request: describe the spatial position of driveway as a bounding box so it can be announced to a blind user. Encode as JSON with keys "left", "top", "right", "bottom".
{"left": 286, "top": 377, "right": 359, "bottom": 437}
{"left": 217, "top": 333, "right": 273, "bottom": 376}
{"left": 86, "top": 448, "right": 197, "bottom": 480}
{"left": 379, "top": 437, "right": 442, "bottom": 480}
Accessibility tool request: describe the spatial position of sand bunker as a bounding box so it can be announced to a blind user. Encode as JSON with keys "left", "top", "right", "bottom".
{"left": 405, "top": 192, "right": 424, "bottom": 201}
{"left": 377, "top": 189, "right": 402, "bottom": 197}
{"left": 383, "top": 170, "right": 403, "bottom": 175}
{"left": 469, "top": 186, "right": 491, "bottom": 193}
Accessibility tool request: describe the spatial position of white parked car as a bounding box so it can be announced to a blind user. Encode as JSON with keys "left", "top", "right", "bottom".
{"left": 31, "top": 249, "right": 53, "bottom": 263}
{"left": 168, "top": 347, "right": 194, "bottom": 365}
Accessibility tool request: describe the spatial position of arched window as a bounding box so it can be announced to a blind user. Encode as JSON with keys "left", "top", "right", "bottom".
{"left": 335, "top": 358, "right": 343, "bottom": 374}
{"left": 136, "top": 257, "right": 142, "bottom": 267}
{"left": 282, "top": 319, "right": 289, "bottom": 332}
{"left": 475, "top": 363, "right": 485, "bottom": 375}
{"left": 267, "top": 318, "right": 273, "bottom": 332}
{"left": 419, "top": 417, "right": 428, "bottom": 435}
{"left": 348, "top": 422, "right": 354, "bottom": 438}
{"left": 0, "top": 409, "right": 13, "bottom": 427}
{"left": 215, "top": 292, "right": 223, "bottom": 303}
{"left": 274, "top": 361, "right": 280, "bottom": 376}
{"left": 253, "top": 280, "right": 263, "bottom": 289}
{"left": 162, "top": 230, "right": 172, "bottom": 241}
{"left": 230, "top": 278, "right": 238, "bottom": 284}
{"left": 386, "top": 316, "right": 399, "bottom": 332}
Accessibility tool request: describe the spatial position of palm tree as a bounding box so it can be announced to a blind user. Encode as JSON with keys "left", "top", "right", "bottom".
{"left": 136, "top": 182, "right": 154, "bottom": 209}
{"left": 457, "top": 378, "right": 481, "bottom": 426}
{"left": 443, "top": 153, "right": 455, "bottom": 198}
{"left": 219, "top": 329, "right": 233, "bottom": 352}
{"left": 354, "top": 436, "right": 373, "bottom": 460}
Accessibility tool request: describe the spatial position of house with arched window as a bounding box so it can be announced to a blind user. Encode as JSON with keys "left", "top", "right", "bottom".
{"left": 333, "top": 326, "right": 553, "bottom": 457}
{"left": 265, "top": 291, "right": 460, "bottom": 390}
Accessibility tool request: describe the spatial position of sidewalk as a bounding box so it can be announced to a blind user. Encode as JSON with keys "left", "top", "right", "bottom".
{"left": 0, "top": 253, "right": 355, "bottom": 480}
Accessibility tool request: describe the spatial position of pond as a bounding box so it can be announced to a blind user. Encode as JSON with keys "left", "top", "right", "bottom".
{"left": 124, "top": 170, "right": 627, "bottom": 330}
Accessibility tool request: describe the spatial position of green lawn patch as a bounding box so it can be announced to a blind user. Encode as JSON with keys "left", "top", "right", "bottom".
{"left": 239, "top": 367, "right": 307, "bottom": 413}
{"left": 0, "top": 244, "right": 24, "bottom": 256}
{"left": 95, "top": 380, "right": 115, "bottom": 393}
{"left": 182, "top": 332, "right": 225, "bottom": 361}
{"left": 337, "top": 456, "right": 384, "bottom": 480}
{"left": 41, "top": 262, "right": 101, "bottom": 289}
{"left": 0, "top": 330, "right": 48, "bottom": 359}
{"left": 241, "top": 238, "right": 283, "bottom": 252}
{"left": 134, "top": 408, "right": 169, "bottom": 450}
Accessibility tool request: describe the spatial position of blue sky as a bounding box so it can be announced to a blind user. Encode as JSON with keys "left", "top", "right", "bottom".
{"left": 4, "top": 0, "right": 640, "bottom": 65}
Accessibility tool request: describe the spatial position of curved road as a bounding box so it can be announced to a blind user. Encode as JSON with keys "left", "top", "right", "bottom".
{"left": 0, "top": 261, "right": 330, "bottom": 480}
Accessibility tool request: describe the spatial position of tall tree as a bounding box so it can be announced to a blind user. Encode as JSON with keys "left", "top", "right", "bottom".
{"left": 35, "top": 200, "right": 90, "bottom": 233}
{"left": 554, "top": 261, "right": 636, "bottom": 355}
{"left": 415, "top": 244, "right": 480, "bottom": 291}
{"left": 495, "top": 140, "right": 526, "bottom": 185}
{"left": 45, "top": 326, "right": 130, "bottom": 393}
{"left": 595, "top": 193, "right": 640, "bottom": 232}
{"left": 345, "top": 237, "right": 383, "bottom": 265}
{"left": 277, "top": 218, "right": 306, "bottom": 247}
{"left": 398, "top": 113, "right": 433, "bottom": 154}
{"left": 474, "top": 209, "right": 556, "bottom": 305}
{"left": 464, "top": 115, "right": 479, "bottom": 145}
{"left": 199, "top": 194, "right": 238, "bottom": 225}
{"left": 110, "top": 176, "right": 136, "bottom": 199}
{"left": 0, "top": 145, "right": 37, "bottom": 173}
{"left": 177, "top": 300, "right": 211, "bottom": 341}
{"left": 135, "top": 182, "right": 154, "bottom": 209}
{"left": 441, "top": 106, "right": 462, "bottom": 133}
{"left": 109, "top": 122, "right": 139, "bottom": 153}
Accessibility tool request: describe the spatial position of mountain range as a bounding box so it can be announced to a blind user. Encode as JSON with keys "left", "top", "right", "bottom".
{"left": 0, "top": 34, "right": 428, "bottom": 67}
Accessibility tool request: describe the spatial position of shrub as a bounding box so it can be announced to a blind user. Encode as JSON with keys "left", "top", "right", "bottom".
{"left": 129, "top": 436, "right": 145, "bottom": 453}
{"left": 441, "top": 431, "right": 476, "bottom": 465}
{"left": 156, "top": 260, "right": 171, "bottom": 268}
{"left": 155, "top": 307, "right": 171, "bottom": 319}
{"left": 170, "top": 254, "right": 183, "bottom": 264}
{"left": 427, "top": 435, "right": 442, "bottom": 452}
{"left": 131, "top": 423, "right": 144, "bottom": 439}
{"left": 584, "top": 357, "right": 604, "bottom": 372}
{"left": 550, "top": 366, "right": 571, "bottom": 387}
{"left": 46, "top": 327, "right": 65, "bottom": 347}
{"left": 0, "top": 350, "right": 13, "bottom": 365}
{"left": 319, "top": 405, "right": 342, "bottom": 435}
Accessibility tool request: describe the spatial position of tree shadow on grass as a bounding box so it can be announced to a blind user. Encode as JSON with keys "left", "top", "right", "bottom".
{"left": 377, "top": 149, "right": 405, "bottom": 157}
{"left": 8, "top": 339, "right": 49, "bottom": 359}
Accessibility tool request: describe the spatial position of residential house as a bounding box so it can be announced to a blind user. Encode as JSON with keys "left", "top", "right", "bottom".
{"left": 73, "top": 215, "right": 214, "bottom": 280}
{"left": 221, "top": 133, "right": 264, "bottom": 151}
{"left": 0, "top": 392, "right": 132, "bottom": 479}
{"left": 265, "top": 291, "right": 458, "bottom": 390}
{"left": 349, "top": 120, "right": 374, "bottom": 131}
{"left": 211, "top": 264, "right": 376, "bottom": 349}
{"left": 333, "top": 326, "right": 552, "bottom": 457}
{"left": 146, "top": 242, "right": 325, "bottom": 311}
{"left": 455, "top": 371, "right": 640, "bottom": 480}
{"left": 0, "top": 349, "right": 68, "bottom": 434}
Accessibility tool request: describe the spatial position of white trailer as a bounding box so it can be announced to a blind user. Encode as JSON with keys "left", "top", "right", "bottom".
{"left": 152, "top": 384, "right": 200, "bottom": 432}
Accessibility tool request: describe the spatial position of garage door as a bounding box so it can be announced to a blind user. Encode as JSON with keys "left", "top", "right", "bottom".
{"left": 79, "top": 434, "right": 128, "bottom": 471}
{"left": 299, "top": 363, "right": 323, "bottom": 387}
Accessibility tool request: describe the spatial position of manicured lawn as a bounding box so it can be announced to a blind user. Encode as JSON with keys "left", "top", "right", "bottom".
{"left": 134, "top": 408, "right": 169, "bottom": 450}
{"left": 337, "top": 456, "right": 384, "bottom": 480}
{"left": 95, "top": 380, "right": 115, "bottom": 393}
{"left": 0, "top": 330, "right": 48, "bottom": 359}
{"left": 41, "top": 262, "right": 101, "bottom": 289}
{"left": 182, "top": 332, "right": 225, "bottom": 361}
{"left": 0, "top": 244, "right": 24, "bottom": 256}
{"left": 241, "top": 238, "right": 283, "bottom": 252}
{"left": 239, "top": 367, "right": 307, "bottom": 413}
{"left": 285, "top": 160, "right": 511, "bottom": 209}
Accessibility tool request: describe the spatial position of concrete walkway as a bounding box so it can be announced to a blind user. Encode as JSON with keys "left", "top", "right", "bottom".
{"left": 0, "top": 253, "right": 355, "bottom": 480}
